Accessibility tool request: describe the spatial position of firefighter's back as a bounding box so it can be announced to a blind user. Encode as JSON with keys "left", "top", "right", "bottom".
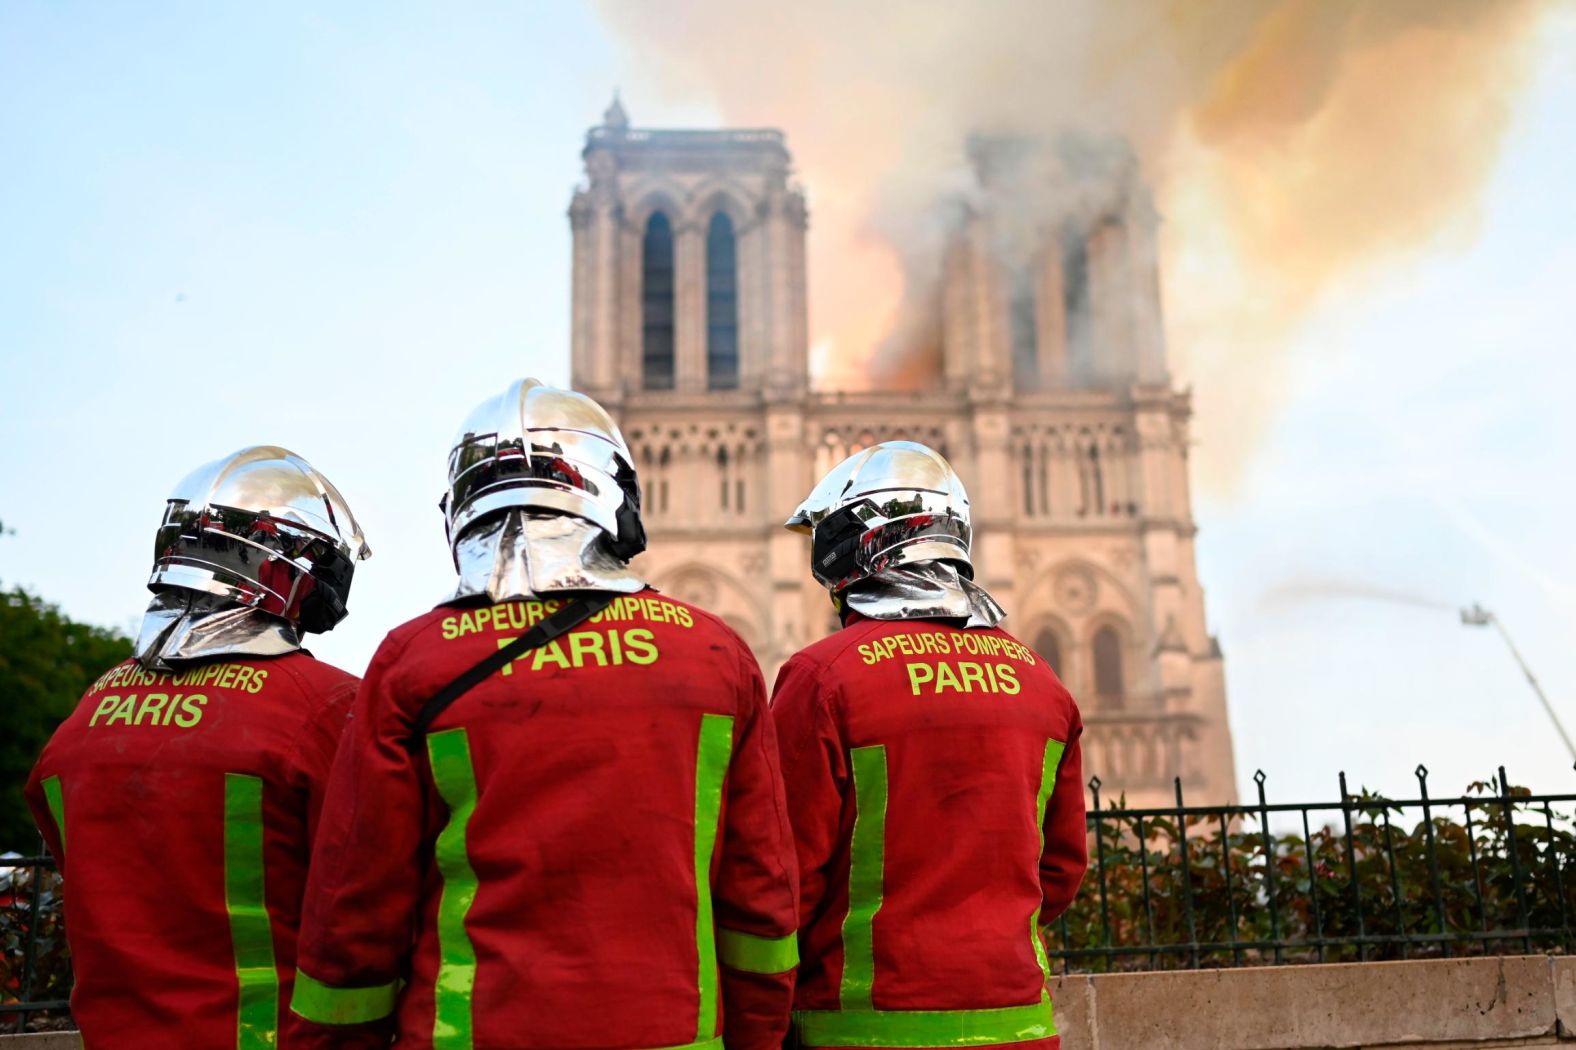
{"left": 782, "top": 617, "right": 1077, "bottom": 1017}
{"left": 26, "top": 652, "right": 357, "bottom": 1050}
{"left": 371, "top": 590, "right": 767, "bottom": 1048}
{"left": 772, "top": 439, "right": 1088, "bottom": 1050}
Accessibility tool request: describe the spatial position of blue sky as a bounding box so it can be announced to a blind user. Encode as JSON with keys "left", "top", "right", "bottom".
{"left": 3, "top": 3, "right": 1574, "bottom": 803}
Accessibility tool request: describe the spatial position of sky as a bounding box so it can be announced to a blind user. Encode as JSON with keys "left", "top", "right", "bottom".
{"left": 3, "top": 2, "right": 1574, "bottom": 804}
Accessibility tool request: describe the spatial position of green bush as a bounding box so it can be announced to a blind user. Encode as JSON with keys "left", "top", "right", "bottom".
{"left": 1048, "top": 777, "right": 1576, "bottom": 971}
{"left": 0, "top": 862, "right": 70, "bottom": 1028}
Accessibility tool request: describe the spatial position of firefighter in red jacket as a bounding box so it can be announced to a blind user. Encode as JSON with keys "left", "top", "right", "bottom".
{"left": 24, "top": 445, "right": 373, "bottom": 1050}
{"left": 772, "top": 441, "right": 1087, "bottom": 1050}
{"left": 288, "top": 378, "right": 799, "bottom": 1050}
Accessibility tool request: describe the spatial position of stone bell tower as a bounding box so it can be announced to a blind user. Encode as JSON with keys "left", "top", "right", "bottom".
{"left": 569, "top": 101, "right": 1239, "bottom": 806}
{"left": 568, "top": 95, "right": 818, "bottom": 670}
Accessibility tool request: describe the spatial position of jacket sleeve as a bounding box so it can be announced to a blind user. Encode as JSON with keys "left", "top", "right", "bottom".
{"left": 769, "top": 655, "right": 847, "bottom": 940}
{"left": 713, "top": 642, "right": 800, "bottom": 1050}
{"left": 285, "top": 674, "right": 359, "bottom": 848}
{"left": 285, "top": 636, "right": 423, "bottom": 1050}
{"left": 1039, "top": 710, "right": 1088, "bottom": 924}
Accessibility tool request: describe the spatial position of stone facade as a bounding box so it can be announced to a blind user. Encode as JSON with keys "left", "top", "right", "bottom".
{"left": 568, "top": 100, "right": 1237, "bottom": 806}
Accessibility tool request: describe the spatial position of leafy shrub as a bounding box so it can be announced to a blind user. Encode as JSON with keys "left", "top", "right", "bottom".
{"left": 0, "top": 854, "right": 70, "bottom": 1029}
{"left": 1047, "top": 776, "right": 1576, "bottom": 971}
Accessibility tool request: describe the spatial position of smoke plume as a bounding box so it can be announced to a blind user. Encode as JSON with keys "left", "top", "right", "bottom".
{"left": 1258, "top": 578, "right": 1455, "bottom": 614}
{"left": 591, "top": 0, "right": 1548, "bottom": 489}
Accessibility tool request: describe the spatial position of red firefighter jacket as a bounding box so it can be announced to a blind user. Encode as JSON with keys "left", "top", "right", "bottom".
{"left": 287, "top": 589, "right": 800, "bottom": 1050}
{"left": 771, "top": 614, "right": 1087, "bottom": 1050}
{"left": 23, "top": 651, "right": 359, "bottom": 1050}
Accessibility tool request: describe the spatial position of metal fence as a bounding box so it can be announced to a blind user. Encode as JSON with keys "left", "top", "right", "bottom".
{"left": 1047, "top": 765, "right": 1576, "bottom": 972}
{"left": 3, "top": 764, "right": 1572, "bottom": 1030}
{"left": 0, "top": 846, "right": 67, "bottom": 1033}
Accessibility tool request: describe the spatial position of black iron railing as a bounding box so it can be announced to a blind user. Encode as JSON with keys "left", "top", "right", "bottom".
{"left": 1048, "top": 765, "right": 1576, "bottom": 972}
{"left": 3, "top": 765, "right": 1572, "bottom": 1028}
{"left": 0, "top": 846, "right": 68, "bottom": 1033}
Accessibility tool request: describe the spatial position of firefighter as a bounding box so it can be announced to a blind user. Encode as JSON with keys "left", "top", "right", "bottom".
{"left": 24, "top": 446, "right": 373, "bottom": 1050}
{"left": 772, "top": 441, "right": 1087, "bottom": 1050}
{"left": 288, "top": 378, "right": 799, "bottom": 1050}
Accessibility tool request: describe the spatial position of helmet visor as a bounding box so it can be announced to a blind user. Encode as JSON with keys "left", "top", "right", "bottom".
{"left": 151, "top": 501, "right": 355, "bottom": 629}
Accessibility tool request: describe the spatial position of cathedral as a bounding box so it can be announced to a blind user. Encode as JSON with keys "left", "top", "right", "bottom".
{"left": 568, "top": 98, "right": 1238, "bottom": 806}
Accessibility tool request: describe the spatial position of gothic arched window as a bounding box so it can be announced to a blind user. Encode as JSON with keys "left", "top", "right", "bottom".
{"left": 1037, "top": 439, "right": 1051, "bottom": 516}
{"left": 642, "top": 212, "right": 676, "bottom": 390}
{"left": 1093, "top": 626, "right": 1124, "bottom": 706}
{"left": 706, "top": 212, "right": 739, "bottom": 390}
{"left": 1033, "top": 628, "right": 1063, "bottom": 680}
{"left": 1088, "top": 444, "right": 1105, "bottom": 515}
{"left": 656, "top": 446, "right": 672, "bottom": 514}
{"left": 1021, "top": 443, "right": 1035, "bottom": 516}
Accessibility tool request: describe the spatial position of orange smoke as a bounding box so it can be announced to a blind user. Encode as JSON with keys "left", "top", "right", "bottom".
{"left": 590, "top": 0, "right": 1548, "bottom": 488}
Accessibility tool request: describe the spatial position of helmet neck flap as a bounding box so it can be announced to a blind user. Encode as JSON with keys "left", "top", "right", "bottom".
{"left": 842, "top": 561, "right": 1005, "bottom": 629}
{"left": 449, "top": 507, "right": 645, "bottom": 604}
{"left": 135, "top": 590, "right": 301, "bottom": 670}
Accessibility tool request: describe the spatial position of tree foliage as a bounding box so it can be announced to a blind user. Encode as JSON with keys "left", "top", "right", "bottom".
{"left": 0, "top": 585, "right": 132, "bottom": 849}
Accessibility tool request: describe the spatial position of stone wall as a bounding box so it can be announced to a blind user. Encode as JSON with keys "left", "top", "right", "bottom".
{"left": 1051, "top": 955, "right": 1576, "bottom": 1048}
{"left": 11, "top": 956, "right": 1571, "bottom": 1049}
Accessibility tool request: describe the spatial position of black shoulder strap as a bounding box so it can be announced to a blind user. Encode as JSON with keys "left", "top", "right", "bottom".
{"left": 405, "top": 592, "right": 617, "bottom": 750}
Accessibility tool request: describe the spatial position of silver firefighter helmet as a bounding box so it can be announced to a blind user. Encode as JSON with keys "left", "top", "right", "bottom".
{"left": 786, "top": 440, "right": 974, "bottom": 594}
{"left": 149, "top": 446, "right": 371, "bottom": 634}
{"left": 442, "top": 378, "right": 646, "bottom": 564}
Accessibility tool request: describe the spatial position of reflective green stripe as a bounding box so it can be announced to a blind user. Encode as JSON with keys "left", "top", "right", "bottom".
{"left": 693, "top": 713, "right": 735, "bottom": 1041}
{"left": 40, "top": 775, "right": 65, "bottom": 855}
{"left": 841, "top": 745, "right": 888, "bottom": 1010}
{"left": 289, "top": 970, "right": 399, "bottom": 1026}
{"left": 427, "top": 729, "right": 480, "bottom": 1050}
{"left": 718, "top": 927, "right": 799, "bottom": 974}
{"left": 1030, "top": 738, "right": 1067, "bottom": 983}
{"left": 223, "top": 773, "right": 279, "bottom": 1050}
{"left": 653, "top": 1039, "right": 724, "bottom": 1050}
{"left": 794, "top": 999, "right": 1056, "bottom": 1048}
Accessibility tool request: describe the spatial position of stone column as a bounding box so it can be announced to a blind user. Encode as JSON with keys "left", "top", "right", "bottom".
{"left": 1087, "top": 219, "right": 1135, "bottom": 383}
{"left": 941, "top": 228, "right": 975, "bottom": 391}
{"left": 569, "top": 179, "right": 621, "bottom": 397}
{"left": 762, "top": 184, "right": 809, "bottom": 397}
{"left": 969, "top": 397, "right": 1015, "bottom": 609}
{"left": 618, "top": 221, "right": 643, "bottom": 393}
{"left": 766, "top": 402, "right": 810, "bottom": 668}
{"left": 569, "top": 190, "right": 593, "bottom": 391}
{"left": 785, "top": 190, "right": 810, "bottom": 387}
{"left": 736, "top": 217, "right": 763, "bottom": 390}
{"left": 1125, "top": 185, "right": 1169, "bottom": 384}
{"left": 1036, "top": 232, "right": 1068, "bottom": 386}
{"left": 973, "top": 219, "right": 1007, "bottom": 387}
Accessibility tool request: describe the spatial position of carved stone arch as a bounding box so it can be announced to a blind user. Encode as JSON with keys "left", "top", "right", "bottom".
{"left": 1085, "top": 611, "right": 1136, "bottom": 711}
{"left": 817, "top": 428, "right": 851, "bottom": 477}
{"left": 651, "top": 562, "right": 766, "bottom": 649}
{"left": 689, "top": 178, "right": 756, "bottom": 228}
{"left": 1025, "top": 614, "right": 1074, "bottom": 688}
{"left": 1022, "top": 556, "right": 1138, "bottom": 626}
{"left": 625, "top": 182, "right": 688, "bottom": 231}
